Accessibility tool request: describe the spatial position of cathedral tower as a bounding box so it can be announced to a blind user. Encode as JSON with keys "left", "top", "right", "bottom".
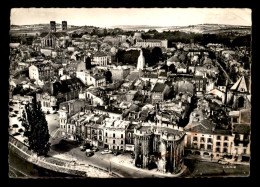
{"left": 50, "top": 21, "right": 56, "bottom": 32}
{"left": 62, "top": 21, "right": 67, "bottom": 31}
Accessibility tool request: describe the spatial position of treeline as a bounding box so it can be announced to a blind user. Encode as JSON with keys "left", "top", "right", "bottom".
{"left": 115, "top": 47, "right": 163, "bottom": 66}
{"left": 142, "top": 30, "right": 251, "bottom": 48}
{"left": 10, "top": 36, "right": 35, "bottom": 45}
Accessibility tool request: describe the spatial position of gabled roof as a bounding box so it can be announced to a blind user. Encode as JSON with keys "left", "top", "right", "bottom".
{"left": 230, "top": 76, "right": 248, "bottom": 92}
{"left": 93, "top": 51, "right": 108, "bottom": 57}
{"left": 40, "top": 32, "right": 68, "bottom": 38}
{"left": 168, "top": 55, "right": 179, "bottom": 62}
{"left": 52, "top": 77, "right": 85, "bottom": 96}
{"left": 152, "top": 82, "right": 167, "bottom": 92}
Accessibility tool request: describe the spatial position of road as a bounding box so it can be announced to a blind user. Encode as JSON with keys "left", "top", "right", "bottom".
{"left": 213, "top": 56, "right": 233, "bottom": 84}
{"left": 49, "top": 138, "right": 163, "bottom": 178}
{"left": 46, "top": 113, "right": 60, "bottom": 138}
{"left": 183, "top": 158, "right": 249, "bottom": 177}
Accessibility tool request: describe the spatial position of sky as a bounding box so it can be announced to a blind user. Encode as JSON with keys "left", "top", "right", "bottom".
{"left": 10, "top": 8, "right": 252, "bottom": 27}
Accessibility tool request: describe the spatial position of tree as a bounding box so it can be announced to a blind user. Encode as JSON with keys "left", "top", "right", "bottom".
{"left": 105, "top": 70, "right": 112, "bottom": 83}
{"left": 151, "top": 47, "right": 163, "bottom": 64}
{"left": 169, "top": 64, "right": 177, "bottom": 73}
{"left": 85, "top": 56, "right": 92, "bottom": 69}
{"left": 22, "top": 102, "right": 50, "bottom": 156}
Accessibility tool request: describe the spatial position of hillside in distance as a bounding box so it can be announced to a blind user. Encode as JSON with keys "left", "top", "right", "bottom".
{"left": 110, "top": 24, "right": 251, "bottom": 34}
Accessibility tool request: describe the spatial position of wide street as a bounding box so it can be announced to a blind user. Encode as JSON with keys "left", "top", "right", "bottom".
{"left": 48, "top": 137, "right": 165, "bottom": 178}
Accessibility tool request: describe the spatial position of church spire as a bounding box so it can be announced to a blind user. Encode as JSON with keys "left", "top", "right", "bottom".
{"left": 137, "top": 48, "right": 145, "bottom": 71}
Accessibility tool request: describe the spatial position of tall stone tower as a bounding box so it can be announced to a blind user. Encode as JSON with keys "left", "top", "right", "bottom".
{"left": 50, "top": 21, "right": 56, "bottom": 32}
{"left": 134, "top": 126, "right": 153, "bottom": 168}
{"left": 62, "top": 21, "right": 67, "bottom": 31}
{"left": 137, "top": 48, "right": 145, "bottom": 71}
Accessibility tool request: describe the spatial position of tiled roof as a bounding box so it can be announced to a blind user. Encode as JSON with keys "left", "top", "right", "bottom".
{"left": 159, "top": 72, "right": 167, "bottom": 77}
{"left": 152, "top": 82, "right": 166, "bottom": 92}
{"left": 233, "top": 123, "right": 250, "bottom": 134}
{"left": 52, "top": 77, "right": 85, "bottom": 95}
{"left": 93, "top": 51, "right": 108, "bottom": 57}
{"left": 230, "top": 76, "right": 248, "bottom": 92}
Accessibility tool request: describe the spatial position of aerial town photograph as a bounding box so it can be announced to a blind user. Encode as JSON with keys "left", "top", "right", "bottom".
{"left": 8, "top": 8, "right": 251, "bottom": 178}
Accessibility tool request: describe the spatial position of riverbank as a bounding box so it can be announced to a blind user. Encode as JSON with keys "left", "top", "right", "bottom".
{"left": 8, "top": 135, "right": 121, "bottom": 178}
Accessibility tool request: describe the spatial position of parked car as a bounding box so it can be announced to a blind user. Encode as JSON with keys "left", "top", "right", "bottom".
{"left": 80, "top": 146, "right": 87, "bottom": 151}
{"left": 86, "top": 149, "right": 94, "bottom": 157}
{"left": 91, "top": 147, "right": 99, "bottom": 152}
{"left": 218, "top": 158, "right": 230, "bottom": 165}
{"left": 113, "top": 151, "right": 120, "bottom": 156}
{"left": 101, "top": 149, "right": 113, "bottom": 155}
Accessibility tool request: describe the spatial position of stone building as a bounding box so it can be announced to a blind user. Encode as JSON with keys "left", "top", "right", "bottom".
{"left": 135, "top": 39, "right": 168, "bottom": 49}
{"left": 134, "top": 124, "right": 185, "bottom": 174}
{"left": 226, "top": 76, "right": 251, "bottom": 110}
{"left": 103, "top": 119, "right": 130, "bottom": 151}
{"left": 39, "top": 21, "right": 70, "bottom": 49}
{"left": 110, "top": 66, "right": 130, "bottom": 81}
{"left": 29, "top": 62, "right": 54, "bottom": 85}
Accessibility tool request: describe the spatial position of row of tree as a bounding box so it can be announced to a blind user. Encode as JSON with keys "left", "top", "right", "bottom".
{"left": 22, "top": 101, "right": 51, "bottom": 156}
{"left": 115, "top": 47, "right": 163, "bottom": 66}
{"left": 141, "top": 30, "right": 251, "bottom": 48}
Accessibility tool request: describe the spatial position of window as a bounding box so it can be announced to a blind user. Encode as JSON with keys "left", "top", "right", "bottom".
{"left": 224, "top": 136, "right": 228, "bottom": 141}
{"left": 216, "top": 142, "right": 221, "bottom": 146}
{"left": 238, "top": 97, "right": 245, "bottom": 108}
{"left": 105, "top": 139, "right": 107, "bottom": 143}
{"left": 113, "top": 133, "right": 115, "bottom": 138}
{"left": 193, "top": 137, "right": 198, "bottom": 141}
{"left": 121, "top": 134, "right": 123, "bottom": 138}
{"left": 121, "top": 140, "right": 123, "bottom": 144}
{"left": 200, "top": 137, "right": 205, "bottom": 142}
{"left": 233, "top": 117, "right": 238, "bottom": 123}
{"left": 223, "top": 148, "right": 228, "bottom": 153}
{"left": 193, "top": 143, "right": 197, "bottom": 146}
{"left": 113, "top": 140, "right": 115, "bottom": 144}
{"left": 68, "top": 125, "right": 70, "bottom": 129}
{"left": 207, "top": 138, "right": 212, "bottom": 143}
{"left": 224, "top": 143, "right": 228, "bottom": 147}
{"left": 105, "top": 133, "right": 107, "bottom": 137}
{"left": 244, "top": 149, "right": 247, "bottom": 154}
{"left": 207, "top": 145, "right": 212, "bottom": 150}
{"left": 217, "top": 136, "right": 221, "bottom": 140}
{"left": 200, "top": 144, "right": 205, "bottom": 149}
{"left": 216, "top": 148, "right": 220, "bottom": 152}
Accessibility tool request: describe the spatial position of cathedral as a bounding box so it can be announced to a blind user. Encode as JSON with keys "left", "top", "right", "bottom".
{"left": 226, "top": 76, "right": 251, "bottom": 110}
{"left": 137, "top": 48, "right": 145, "bottom": 71}
{"left": 39, "top": 21, "right": 70, "bottom": 49}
